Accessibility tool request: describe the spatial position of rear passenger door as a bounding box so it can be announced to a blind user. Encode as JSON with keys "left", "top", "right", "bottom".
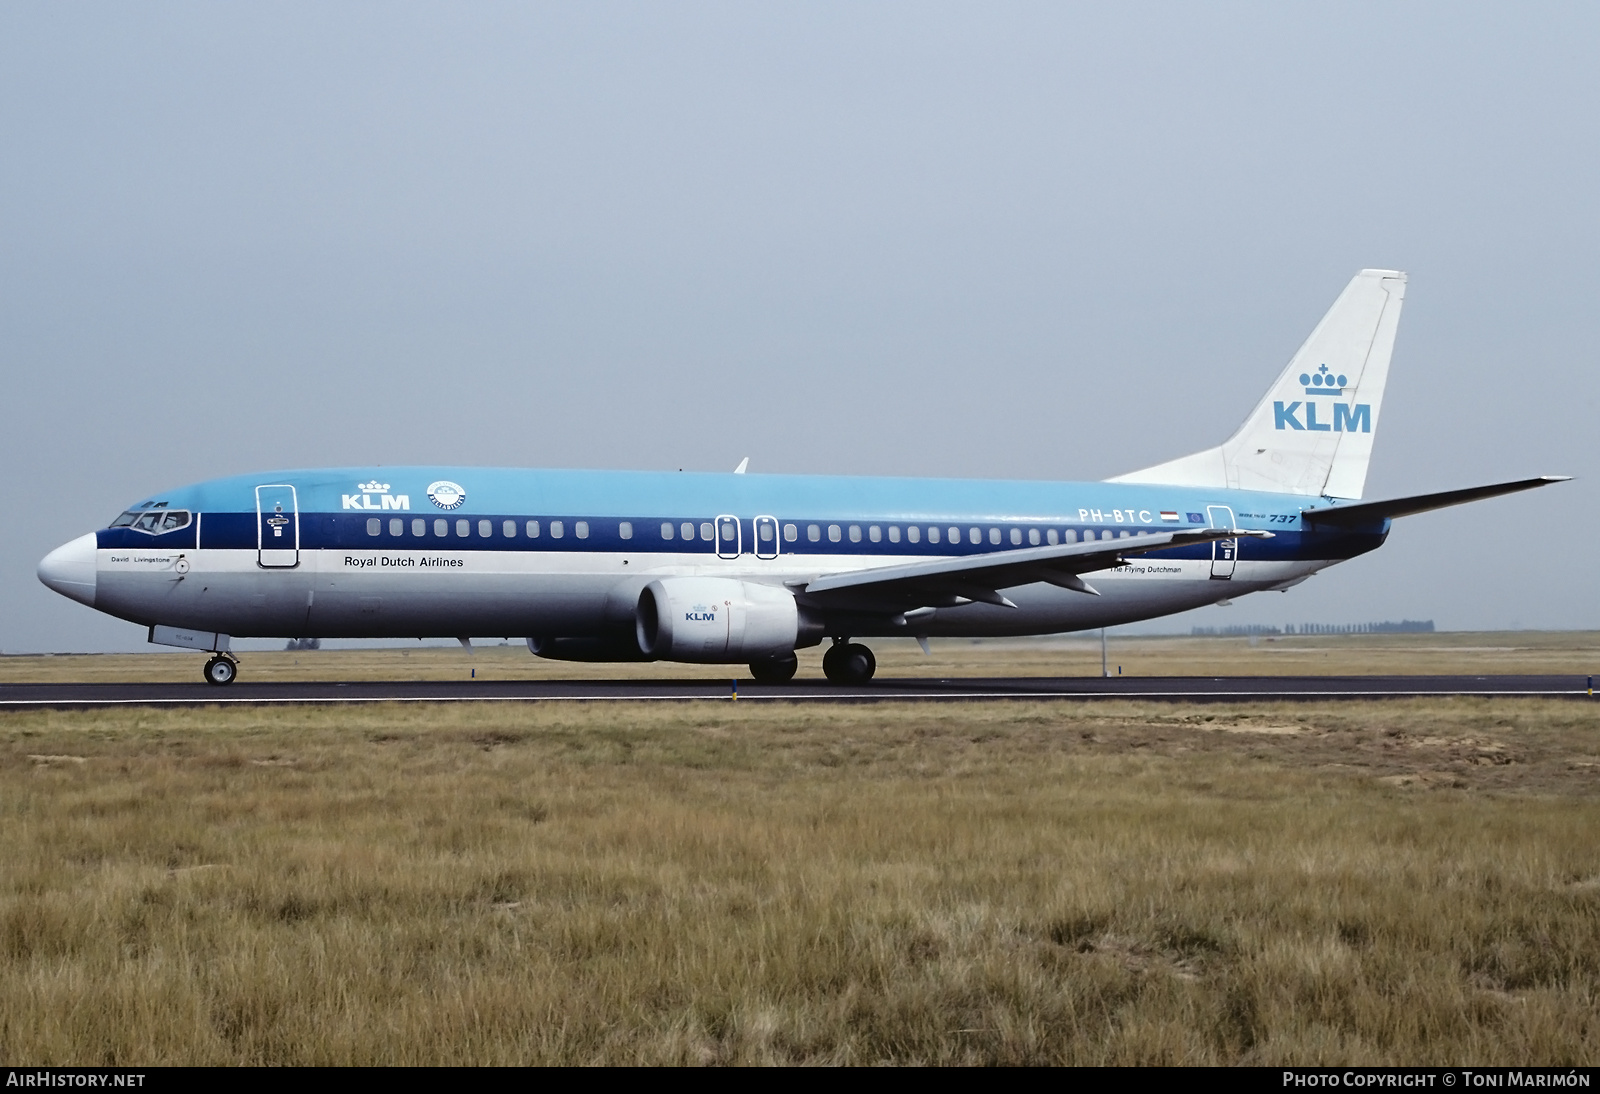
{"left": 1206, "top": 504, "right": 1237, "bottom": 580}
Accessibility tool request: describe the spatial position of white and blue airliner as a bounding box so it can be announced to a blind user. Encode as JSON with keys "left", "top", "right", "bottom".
{"left": 38, "top": 270, "right": 1566, "bottom": 685}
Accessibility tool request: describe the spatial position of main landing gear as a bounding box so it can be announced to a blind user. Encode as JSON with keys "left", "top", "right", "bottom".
{"left": 203, "top": 654, "right": 239, "bottom": 686}
{"left": 821, "top": 638, "right": 876, "bottom": 685}
{"left": 748, "top": 653, "right": 799, "bottom": 684}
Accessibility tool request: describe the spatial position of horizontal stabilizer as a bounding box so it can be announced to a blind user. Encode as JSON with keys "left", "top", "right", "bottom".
{"left": 1302, "top": 475, "right": 1571, "bottom": 526}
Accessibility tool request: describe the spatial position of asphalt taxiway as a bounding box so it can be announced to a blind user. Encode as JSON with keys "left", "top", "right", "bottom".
{"left": 0, "top": 675, "right": 1592, "bottom": 709}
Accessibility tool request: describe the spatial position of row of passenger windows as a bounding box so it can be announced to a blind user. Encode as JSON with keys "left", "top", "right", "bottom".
{"left": 365, "top": 517, "right": 605, "bottom": 539}
{"left": 785, "top": 524, "right": 1133, "bottom": 545}
{"left": 364, "top": 515, "right": 1141, "bottom": 546}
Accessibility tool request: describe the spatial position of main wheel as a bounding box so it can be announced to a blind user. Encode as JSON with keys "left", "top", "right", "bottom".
{"left": 203, "top": 656, "right": 237, "bottom": 686}
{"left": 822, "top": 642, "right": 875, "bottom": 685}
{"left": 749, "top": 654, "right": 799, "bottom": 684}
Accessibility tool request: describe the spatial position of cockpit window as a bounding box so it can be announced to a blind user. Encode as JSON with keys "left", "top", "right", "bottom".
{"left": 111, "top": 509, "right": 191, "bottom": 533}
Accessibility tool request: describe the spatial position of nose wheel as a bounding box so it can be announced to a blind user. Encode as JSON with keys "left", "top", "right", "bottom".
{"left": 203, "top": 655, "right": 239, "bottom": 686}
{"left": 821, "top": 640, "right": 875, "bottom": 685}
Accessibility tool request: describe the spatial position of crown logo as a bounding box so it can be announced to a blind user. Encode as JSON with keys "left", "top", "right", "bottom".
{"left": 358, "top": 480, "right": 390, "bottom": 493}
{"left": 1299, "top": 363, "right": 1347, "bottom": 396}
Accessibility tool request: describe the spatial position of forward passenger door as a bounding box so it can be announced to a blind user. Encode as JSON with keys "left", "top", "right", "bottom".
{"left": 256, "top": 485, "right": 300, "bottom": 568}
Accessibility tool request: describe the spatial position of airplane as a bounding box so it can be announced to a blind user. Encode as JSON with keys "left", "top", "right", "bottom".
{"left": 37, "top": 269, "right": 1568, "bottom": 686}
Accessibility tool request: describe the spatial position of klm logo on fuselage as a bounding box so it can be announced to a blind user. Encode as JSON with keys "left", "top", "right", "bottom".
{"left": 1273, "top": 364, "right": 1370, "bottom": 433}
{"left": 341, "top": 480, "right": 411, "bottom": 511}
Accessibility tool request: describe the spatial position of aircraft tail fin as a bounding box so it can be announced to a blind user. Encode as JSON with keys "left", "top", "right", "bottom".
{"left": 1109, "top": 269, "right": 1407, "bottom": 499}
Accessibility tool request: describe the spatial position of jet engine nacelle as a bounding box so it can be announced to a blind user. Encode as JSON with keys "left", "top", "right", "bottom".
{"left": 527, "top": 635, "right": 655, "bottom": 662}
{"left": 636, "top": 578, "right": 821, "bottom": 662}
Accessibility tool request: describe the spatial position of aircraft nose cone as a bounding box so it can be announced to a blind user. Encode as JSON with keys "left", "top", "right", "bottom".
{"left": 38, "top": 532, "right": 98, "bottom": 607}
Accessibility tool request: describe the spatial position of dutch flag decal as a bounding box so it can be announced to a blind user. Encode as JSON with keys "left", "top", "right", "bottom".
{"left": 1160, "top": 511, "right": 1180, "bottom": 522}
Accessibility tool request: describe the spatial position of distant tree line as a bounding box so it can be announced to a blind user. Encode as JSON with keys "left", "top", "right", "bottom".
{"left": 1190, "top": 620, "right": 1435, "bottom": 637}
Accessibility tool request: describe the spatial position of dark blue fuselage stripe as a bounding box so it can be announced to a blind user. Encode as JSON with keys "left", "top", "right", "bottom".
{"left": 97, "top": 512, "right": 1387, "bottom": 564}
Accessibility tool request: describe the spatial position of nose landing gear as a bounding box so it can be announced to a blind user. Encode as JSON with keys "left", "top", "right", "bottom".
{"left": 203, "top": 654, "right": 239, "bottom": 686}
{"left": 821, "top": 638, "right": 876, "bottom": 685}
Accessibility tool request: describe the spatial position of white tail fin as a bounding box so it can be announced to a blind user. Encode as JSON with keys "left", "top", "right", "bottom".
{"left": 1109, "top": 269, "right": 1406, "bottom": 499}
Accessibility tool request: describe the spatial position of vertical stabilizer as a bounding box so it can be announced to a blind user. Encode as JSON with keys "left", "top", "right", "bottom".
{"left": 1109, "top": 269, "right": 1406, "bottom": 499}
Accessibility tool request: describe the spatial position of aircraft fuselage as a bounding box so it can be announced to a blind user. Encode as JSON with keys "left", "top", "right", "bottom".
{"left": 51, "top": 466, "right": 1385, "bottom": 645}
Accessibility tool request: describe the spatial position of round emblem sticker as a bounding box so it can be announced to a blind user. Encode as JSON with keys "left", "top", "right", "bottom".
{"left": 427, "top": 481, "right": 466, "bottom": 510}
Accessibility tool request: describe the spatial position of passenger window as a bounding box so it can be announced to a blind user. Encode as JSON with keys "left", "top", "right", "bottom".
{"left": 989, "top": 527, "right": 1000, "bottom": 545}
{"left": 906, "top": 526, "right": 919, "bottom": 544}
{"left": 434, "top": 518, "right": 448, "bottom": 536}
{"left": 1119, "top": 530, "right": 1130, "bottom": 538}
{"left": 828, "top": 524, "right": 841, "bottom": 542}
{"left": 1012, "top": 528, "right": 1023, "bottom": 545}
{"left": 452, "top": 519, "right": 466, "bottom": 537}
{"left": 869, "top": 525, "right": 881, "bottom": 542}
{"left": 927, "top": 526, "right": 940, "bottom": 544}
{"left": 479, "top": 519, "right": 492, "bottom": 537}
{"left": 784, "top": 524, "right": 797, "bottom": 542}
{"left": 367, "top": 518, "right": 381, "bottom": 536}
{"left": 391, "top": 518, "right": 404, "bottom": 536}
{"left": 527, "top": 520, "right": 540, "bottom": 538}
{"left": 758, "top": 523, "right": 773, "bottom": 542}
{"left": 620, "top": 522, "right": 633, "bottom": 540}
{"left": 888, "top": 526, "right": 900, "bottom": 543}
{"left": 700, "top": 523, "right": 714, "bottom": 541}
{"left": 503, "top": 520, "right": 516, "bottom": 538}
{"left": 848, "top": 525, "right": 861, "bottom": 542}
{"left": 551, "top": 520, "right": 564, "bottom": 539}
{"left": 681, "top": 522, "right": 694, "bottom": 540}
{"left": 413, "top": 518, "right": 427, "bottom": 537}
{"left": 661, "top": 522, "right": 674, "bottom": 540}
{"left": 1063, "top": 529, "right": 1076, "bottom": 543}
{"left": 1028, "top": 528, "right": 1040, "bottom": 545}
{"left": 951, "top": 527, "right": 962, "bottom": 544}
{"left": 968, "top": 527, "right": 980, "bottom": 544}
{"left": 720, "top": 523, "right": 734, "bottom": 541}
{"left": 1046, "top": 529, "right": 1058, "bottom": 545}
{"left": 807, "top": 524, "right": 821, "bottom": 542}
{"left": 576, "top": 521, "right": 589, "bottom": 539}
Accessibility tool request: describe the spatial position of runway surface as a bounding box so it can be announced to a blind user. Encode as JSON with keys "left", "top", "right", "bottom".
{"left": 0, "top": 675, "right": 1593, "bottom": 708}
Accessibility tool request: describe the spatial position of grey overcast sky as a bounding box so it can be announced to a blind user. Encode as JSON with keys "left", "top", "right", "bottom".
{"left": 2, "top": 2, "right": 1595, "bottom": 652}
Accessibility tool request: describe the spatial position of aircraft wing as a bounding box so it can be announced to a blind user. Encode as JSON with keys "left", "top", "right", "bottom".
{"left": 1301, "top": 475, "right": 1571, "bottom": 526}
{"left": 792, "top": 527, "right": 1267, "bottom": 614}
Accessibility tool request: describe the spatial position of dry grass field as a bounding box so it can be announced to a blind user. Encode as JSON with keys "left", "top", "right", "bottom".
{"left": 3, "top": 629, "right": 1598, "bottom": 684}
{"left": 4, "top": 695, "right": 1600, "bottom": 1064}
